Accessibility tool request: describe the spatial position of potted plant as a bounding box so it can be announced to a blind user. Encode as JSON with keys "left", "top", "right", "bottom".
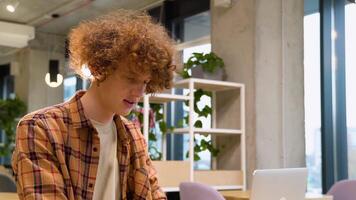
{"left": 180, "top": 52, "right": 225, "bottom": 80}
{"left": 178, "top": 52, "right": 225, "bottom": 161}
{"left": 0, "top": 97, "right": 27, "bottom": 162}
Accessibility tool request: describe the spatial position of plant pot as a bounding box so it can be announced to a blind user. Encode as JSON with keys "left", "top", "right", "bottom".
{"left": 191, "top": 65, "right": 225, "bottom": 80}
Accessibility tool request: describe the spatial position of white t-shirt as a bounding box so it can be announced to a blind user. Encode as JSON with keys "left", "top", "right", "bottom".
{"left": 91, "top": 119, "right": 120, "bottom": 200}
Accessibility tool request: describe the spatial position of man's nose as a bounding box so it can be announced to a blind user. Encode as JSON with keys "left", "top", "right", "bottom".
{"left": 131, "top": 83, "right": 146, "bottom": 97}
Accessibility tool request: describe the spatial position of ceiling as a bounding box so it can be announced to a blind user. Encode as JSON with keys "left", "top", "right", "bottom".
{"left": 0, "top": 0, "right": 163, "bottom": 55}
{"left": 0, "top": 0, "right": 163, "bottom": 35}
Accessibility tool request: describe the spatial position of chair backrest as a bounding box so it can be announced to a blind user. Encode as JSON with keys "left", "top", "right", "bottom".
{"left": 0, "top": 171, "right": 17, "bottom": 192}
{"left": 327, "top": 179, "right": 356, "bottom": 200}
{"left": 179, "top": 182, "right": 225, "bottom": 200}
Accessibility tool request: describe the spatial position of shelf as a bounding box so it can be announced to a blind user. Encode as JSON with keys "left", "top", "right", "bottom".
{"left": 174, "top": 78, "right": 243, "bottom": 91}
{"left": 162, "top": 185, "right": 243, "bottom": 192}
{"left": 140, "top": 93, "right": 190, "bottom": 103}
{"left": 172, "top": 128, "right": 242, "bottom": 135}
{"left": 162, "top": 187, "right": 180, "bottom": 192}
{"left": 144, "top": 78, "right": 246, "bottom": 191}
{"left": 212, "top": 185, "right": 244, "bottom": 190}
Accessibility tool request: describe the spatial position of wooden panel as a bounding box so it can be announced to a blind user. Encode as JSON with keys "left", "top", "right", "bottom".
{"left": 152, "top": 161, "right": 190, "bottom": 187}
{"left": 194, "top": 170, "right": 243, "bottom": 186}
{"left": 0, "top": 193, "right": 19, "bottom": 200}
{"left": 219, "top": 190, "right": 333, "bottom": 200}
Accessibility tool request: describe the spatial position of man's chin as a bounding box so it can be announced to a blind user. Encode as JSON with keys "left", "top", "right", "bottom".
{"left": 118, "top": 109, "right": 133, "bottom": 117}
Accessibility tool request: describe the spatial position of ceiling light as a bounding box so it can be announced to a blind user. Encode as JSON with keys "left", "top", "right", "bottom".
{"left": 6, "top": 1, "right": 19, "bottom": 13}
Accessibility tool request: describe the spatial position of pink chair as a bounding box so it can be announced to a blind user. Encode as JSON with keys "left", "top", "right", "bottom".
{"left": 327, "top": 180, "right": 356, "bottom": 200}
{"left": 179, "top": 182, "right": 225, "bottom": 200}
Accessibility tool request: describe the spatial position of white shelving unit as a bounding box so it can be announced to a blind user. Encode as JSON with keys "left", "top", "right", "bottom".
{"left": 173, "top": 128, "right": 242, "bottom": 135}
{"left": 142, "top": 78, "right": 246, "bottom": 192}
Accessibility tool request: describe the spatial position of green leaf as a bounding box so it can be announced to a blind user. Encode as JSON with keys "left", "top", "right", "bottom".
{"left": 200, "top": 139, "right": 209, "bottom": 146}
{"left": 194, "top": 89, "right": 204, "bottom": 102}
{"left": 181, "top": 70, "right": 191, "bottom": 79}
{"left": 155, "top": 112, "right": 163, "bottom": 121}
{"left": 194, "top": 145, "right": 201, "bottom": 152}
{"left": 181, "top": 52, "right": 225, "bottom": 79}
{"left": 194, "top": 120, "right": 203, "bottom": 128}
{"left": 201, "top": 105, "right": 212, "bottom": 117}
{"left": 149, "top": 132, "right": 157, "bottom": 141}
{"left": 159, "top": 121, "right": 167, "bottom": 134}
{"left": 204, "top": 90, "right": 213, "bottom": 97}
{"left": 184, "top": 115, "right": 189, "bottom": 124}
{"left": 194, "top": 104, "right": 200, "bottom": 113}
{"left": 184, "top": 100, "right": 189, "bottom": 106}
{"left": 194, "top": 153, "right": 201, "bottom": 161}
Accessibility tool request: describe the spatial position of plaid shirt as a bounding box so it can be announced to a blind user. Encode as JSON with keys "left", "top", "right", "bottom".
{"left": 11, "top": 91, "right": 167, "bottom": 200}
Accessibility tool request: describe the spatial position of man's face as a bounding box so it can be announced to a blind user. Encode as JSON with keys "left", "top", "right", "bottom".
{"left": 96, "top": 65, "right": 150, "bottom": 116}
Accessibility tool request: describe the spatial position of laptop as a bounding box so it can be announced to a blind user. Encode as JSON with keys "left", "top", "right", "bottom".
{"left": 250, "top": 168, "right": 308, "bottom": 200}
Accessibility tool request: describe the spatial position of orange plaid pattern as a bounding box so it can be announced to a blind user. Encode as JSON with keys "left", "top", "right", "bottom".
{"left": 11, "top": 91, "right": 166, "bottom": 200}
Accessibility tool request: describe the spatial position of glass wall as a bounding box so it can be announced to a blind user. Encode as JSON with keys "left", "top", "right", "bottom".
{"left": 63, "top": 76, "right": 77, "bottom": 101}
{"left": 304, "top": 0, "right": 322, "bottom": 193}
{"left": 345, "top": 2, "right": 356, "bottom": 179}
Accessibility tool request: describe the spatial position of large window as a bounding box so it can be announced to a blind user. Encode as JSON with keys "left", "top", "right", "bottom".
{"left": 63, "top": 76, "right": 77, "bottom": 101}
{"left": 304, "top": 0, "right": 356, "bottom": 193}
{"left": 345, "top": 2, "right": 356, "bottom": 179}
{"left": 304, "top": 0, "right": 322, "bottom": 193}
{"left": 63, "top": 75, "right": 89, "bottom": 101}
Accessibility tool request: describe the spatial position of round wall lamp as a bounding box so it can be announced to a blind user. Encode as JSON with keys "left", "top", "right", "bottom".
{"left": 45, "top": 60, "right": 63, "bottom": 88}
{"left": 45, "top": 73, "right": 63, "bottom": 87}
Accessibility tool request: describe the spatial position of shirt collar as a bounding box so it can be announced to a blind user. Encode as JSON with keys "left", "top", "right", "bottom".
{"left": 67, "top": 90, "right": 91, "bottom": 129}
{"left": 66, "top": 90, "right": 129, "bottom": 143}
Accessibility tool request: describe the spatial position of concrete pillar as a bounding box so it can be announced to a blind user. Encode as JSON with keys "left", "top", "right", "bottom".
{"left": 26, "top": 49, "right": 65, "bottom": 112}
{"left": 255, "top": 0, "right": 305, "bottom": 169}
{"left": 211, "top": 0, "right": 305, "bottom": 187}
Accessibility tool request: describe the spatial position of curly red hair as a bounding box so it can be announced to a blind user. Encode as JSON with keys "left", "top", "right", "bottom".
{"left": 68, "top": 9, "right": 177, "bottom": 93}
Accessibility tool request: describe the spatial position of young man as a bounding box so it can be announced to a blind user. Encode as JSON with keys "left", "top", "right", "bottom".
{"left": 12, "top": 10, "right": 176, "bottom": 200}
